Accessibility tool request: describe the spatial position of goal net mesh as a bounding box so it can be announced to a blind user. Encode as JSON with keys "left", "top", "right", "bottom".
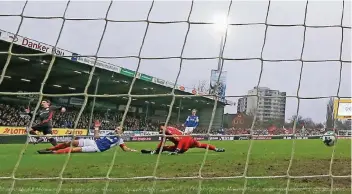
{"left": 0, "top": 0, "right": 350, "bottom": 194}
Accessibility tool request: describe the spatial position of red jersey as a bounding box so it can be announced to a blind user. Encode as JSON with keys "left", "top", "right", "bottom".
{"left": 157, "top": 127, "right": 183, "bottom": 149}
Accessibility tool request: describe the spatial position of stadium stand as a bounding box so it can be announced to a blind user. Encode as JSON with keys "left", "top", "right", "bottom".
{"left": 0, "top": 100, "right": 329, "bottom": 135}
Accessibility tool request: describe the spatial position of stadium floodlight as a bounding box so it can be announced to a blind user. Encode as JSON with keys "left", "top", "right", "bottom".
{"left": 212, "top": 13, "right": 228, "bottom": 71}
{"left": 212, "top": 13, "right": 229, "bottom": 34}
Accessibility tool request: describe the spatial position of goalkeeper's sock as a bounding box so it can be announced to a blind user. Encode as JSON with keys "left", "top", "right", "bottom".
{"left": 48, "top": 143, "right": 68, "bottom": 151}
{"left": 198, "top": 143, "right": 216, "bottom": 151}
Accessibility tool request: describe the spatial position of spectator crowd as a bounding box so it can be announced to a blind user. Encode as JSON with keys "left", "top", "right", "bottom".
{"left": 0, "top": 103, "right": 337, "bottom": 135}
{"left": 0, "top": 103, "right": 160, "bottom": 131}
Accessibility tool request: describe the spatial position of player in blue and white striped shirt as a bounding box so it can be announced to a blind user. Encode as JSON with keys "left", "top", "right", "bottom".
{"left": 182, "top": 109, "right": 199, "bottom": 135}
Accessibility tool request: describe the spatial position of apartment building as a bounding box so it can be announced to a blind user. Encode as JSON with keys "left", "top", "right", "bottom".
{"left": 237, "top": 87, "right": 286, "bottom": 122}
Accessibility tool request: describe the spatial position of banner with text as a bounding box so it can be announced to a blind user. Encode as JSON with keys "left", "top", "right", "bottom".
{"left": 0, "top": 28, "right": 232, "bottom": 105}
{"left": 0, "top": 126, "right": 88, "bottom": 136}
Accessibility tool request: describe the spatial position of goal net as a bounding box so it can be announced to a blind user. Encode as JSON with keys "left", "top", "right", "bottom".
{"left": 0, "top": 0, "right": 350, "bottom": 194}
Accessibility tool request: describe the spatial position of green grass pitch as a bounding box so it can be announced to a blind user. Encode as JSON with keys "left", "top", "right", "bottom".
{"left": 0, "top": 139, "right": 350, "bottom": 194}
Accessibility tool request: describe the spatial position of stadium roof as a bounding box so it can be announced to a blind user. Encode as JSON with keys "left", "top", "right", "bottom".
{"left": 0, "top": 29, "right": 231, "bottom": 110}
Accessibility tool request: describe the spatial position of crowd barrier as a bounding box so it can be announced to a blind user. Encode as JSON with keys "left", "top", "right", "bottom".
{"left": 0, "top": 126, "right": 350, "bottom": 144}
{"left": 1, "top": 134, "right": 351, "bottom": 144}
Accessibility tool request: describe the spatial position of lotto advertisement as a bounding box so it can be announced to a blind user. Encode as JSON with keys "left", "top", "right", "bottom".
{"left": 0, "top": 126, "right": 88, "bottom": 136}
{"left": 0, "top": 126, "right": 88, "bottom": 143}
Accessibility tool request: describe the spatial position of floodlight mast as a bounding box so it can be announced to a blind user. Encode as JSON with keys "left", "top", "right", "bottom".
{"left": 212, "top": 14, "right": 228, "bottom": 71}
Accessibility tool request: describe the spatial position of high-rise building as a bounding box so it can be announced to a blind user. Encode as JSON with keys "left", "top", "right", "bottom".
{"left": 237, "top": 87, "right": 286, "bottom": 122}
{"left": 237, "top": 97, "right": 247, "bottom": 113}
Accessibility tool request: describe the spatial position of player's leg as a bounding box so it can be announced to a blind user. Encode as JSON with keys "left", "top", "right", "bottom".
{"left": 30, "top": 124, "right": 54, "bottom": 145}
{"left": 162, "top": 145, "right": 177, "bottom": 152}
{"left": 29, "top": 125, "right": 42, "bottom": 144}
{"left": 38, "top": 139, "right": 99, "bottom": 154}
{"left": 42, "top": 126, "right": 57, "bottom": 146}
{"left": 37, "top": 140, "right": 79, "bottom": 154}
{"left": 47, "top": 140, "right": 80, "bottom": 150}
{"left": 53, "top": 147, "right": 83, "bottom": 154}
{"left": 184, "top": 127, "right": 194, "bottom": 135}
{"left": 141, "top": 145, "right": 177, "bottom": 154}
{"left": 68, "top": 138, "right": 99, "bottom": 153}
{"left": 193, "top": 140, "right": 225, "bottom": 152}
{"left": 169, "top": 138, "right": 191, "bottom": 155}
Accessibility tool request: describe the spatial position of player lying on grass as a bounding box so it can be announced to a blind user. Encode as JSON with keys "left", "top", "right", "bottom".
{"left": 141, "top": 123, "right": 225, "bottom": 155}
{"left": 37, "top": 120, "right": 137, "bottom": 154}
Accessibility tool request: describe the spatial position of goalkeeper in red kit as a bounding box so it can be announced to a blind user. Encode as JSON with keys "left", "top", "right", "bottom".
{"left": 141, "top": 123, "right": 225, "bottom": 155}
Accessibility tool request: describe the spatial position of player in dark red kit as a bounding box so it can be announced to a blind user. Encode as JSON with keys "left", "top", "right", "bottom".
{"left": 26, "top": 99, "right": 66, "bottom": 146}
{"left": 168, "top": 135, "right": 224, "bottom": 155}
{"left": 141, "top": 123, "right": 225, "bottom": 155}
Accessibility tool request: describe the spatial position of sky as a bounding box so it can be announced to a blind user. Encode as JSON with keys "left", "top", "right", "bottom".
{"left": 0, "top": 0, "right": 351, "bottom": 123}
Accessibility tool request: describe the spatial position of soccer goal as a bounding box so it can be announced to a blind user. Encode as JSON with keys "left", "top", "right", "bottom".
{"left": 0, "top": 1, "right": 350, "bottom": 194}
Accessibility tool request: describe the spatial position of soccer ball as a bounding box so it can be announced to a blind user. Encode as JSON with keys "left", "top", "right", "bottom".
{"left": 322, "top": 131, "right": 337, "bottom": 147}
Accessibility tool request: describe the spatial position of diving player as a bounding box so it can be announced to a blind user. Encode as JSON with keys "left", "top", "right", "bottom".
{"left": 141, "top": 123, "right": 225, "bottom": 155}
{"left": 37, "top": 120, "right": 137, "bottom": 154}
